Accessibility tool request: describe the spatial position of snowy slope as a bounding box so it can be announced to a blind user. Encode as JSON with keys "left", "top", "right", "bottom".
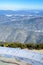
{"left": 0, "top": 47, "right": 43, "bottom": 65}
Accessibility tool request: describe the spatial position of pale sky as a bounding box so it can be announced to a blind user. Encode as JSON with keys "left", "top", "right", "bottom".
{"left": 0, "top": 0, "right": 43, "bottom": 10}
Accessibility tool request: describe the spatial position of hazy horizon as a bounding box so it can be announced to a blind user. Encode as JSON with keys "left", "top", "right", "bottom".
{"left": 0, "top": 0, "right": 43, "bottom": 10}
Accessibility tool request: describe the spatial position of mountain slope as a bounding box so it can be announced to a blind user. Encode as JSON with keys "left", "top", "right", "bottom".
{"left": 0, "top": 10, "right": 43, "bottom": 43}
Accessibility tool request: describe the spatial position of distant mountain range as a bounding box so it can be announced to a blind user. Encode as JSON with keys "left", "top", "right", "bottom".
{"left": 0, "top": 10, "right": 43, "bottom": 43}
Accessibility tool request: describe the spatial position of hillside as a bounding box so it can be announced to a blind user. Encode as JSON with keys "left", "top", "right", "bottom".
{"left": 0, "top": 10, "right": 43, "bottom": 43}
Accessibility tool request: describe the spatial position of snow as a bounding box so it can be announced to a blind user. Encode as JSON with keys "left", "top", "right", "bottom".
{"left": 6, "top": 15, "right": 12, "bottom": 17}
{"left": 0, "top": 47, "right": 43, "bottom": 65}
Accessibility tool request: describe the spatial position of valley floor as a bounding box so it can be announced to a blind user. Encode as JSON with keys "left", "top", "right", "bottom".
{"left": 31, "top": 49, "right": 43, "bottom": 54}
{"left": 24, "top": 49, "right": 43, "bottom": 54}
{"left": 0, "top": 47, "right": 43, "bottom": 65}
{"left": 25, "top": 48, "right": 43, "bottom": 54}
{"left": 0, "top": 57, "right": 31, "bottom": 65}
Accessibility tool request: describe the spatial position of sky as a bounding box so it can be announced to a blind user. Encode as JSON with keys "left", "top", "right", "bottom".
{"left": 0, "top": 0, "right": 43, "bottom": 10}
